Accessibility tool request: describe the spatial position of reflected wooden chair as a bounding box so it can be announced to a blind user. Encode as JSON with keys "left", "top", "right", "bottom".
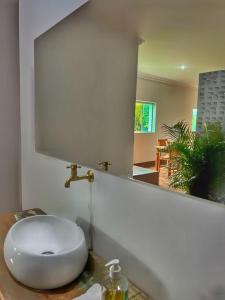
{"left": 155, "top": 139, "right": 172, "bottom": 177}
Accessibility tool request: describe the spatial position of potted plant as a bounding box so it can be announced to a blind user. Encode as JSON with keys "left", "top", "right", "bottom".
{"left": 162, "top": 121, "right": 225, "bottom": 202}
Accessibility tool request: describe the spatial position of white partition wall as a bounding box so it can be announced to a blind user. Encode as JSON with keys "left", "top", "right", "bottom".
{"left": 34, "top": 6, "right": 138, "bottom": 176}
{"left": 20, "top": 1, "right": 225, "bottom": 300}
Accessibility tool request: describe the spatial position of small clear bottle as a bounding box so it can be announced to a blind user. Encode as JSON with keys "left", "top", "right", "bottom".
{"left": 103, "top": 259, "right": 128, "bottom": 300}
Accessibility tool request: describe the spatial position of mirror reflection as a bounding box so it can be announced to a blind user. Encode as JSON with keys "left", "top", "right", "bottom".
{"left": 134, "top": 71, "right": 225, "bottom": 203}
{"left": 132, "top": 1, "right": 225, "bottom": 203}
{"left": 35, "top": 0, "right": 225, "bottom": 204}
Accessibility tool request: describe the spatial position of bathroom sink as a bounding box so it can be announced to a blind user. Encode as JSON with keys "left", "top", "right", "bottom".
{"left": 4, "top": 215, "right": 88, "bottom": 289}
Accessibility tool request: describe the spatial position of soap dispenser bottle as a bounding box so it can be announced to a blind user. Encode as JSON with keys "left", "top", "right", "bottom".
{"left": 103, "top": 259, "right": 128, "bottom": 300}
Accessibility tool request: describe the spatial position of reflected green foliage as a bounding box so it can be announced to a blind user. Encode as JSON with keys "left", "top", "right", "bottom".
{"left": 142, "top": 104, "right": 150, "bottom": 132}
{"left": 134, "top": 102, "right": 156, "bottom": 133}
{"left": 135, "top": 103, "right": 142, "bottom": 132}
{"left": 162, "top": 121, "right": 225, "bottom": 202}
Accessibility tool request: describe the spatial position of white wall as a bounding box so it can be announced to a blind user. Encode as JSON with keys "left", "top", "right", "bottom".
{"left": 34, "top": 7, "right": 138, "bottom": 176}
{"left": 134, "top": 75, "right": 197, "bottom": 163}
{"left": 0, "top": 0, "right": 21, "bottom": 212}
{"left": 20, "top": 1, "right": 225, "bottom": 300}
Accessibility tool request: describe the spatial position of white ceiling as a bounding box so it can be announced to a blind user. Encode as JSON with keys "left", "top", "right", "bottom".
{"left": 137, "top": 0, "right": 225, "bottom": 86}
{"left": 88, "top": 0, "right": 225, "bottom": 87}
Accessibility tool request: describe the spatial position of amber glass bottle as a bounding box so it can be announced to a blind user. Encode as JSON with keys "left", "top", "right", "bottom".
{"left": 103, "top": 260, "right": 128, "bottom": 300}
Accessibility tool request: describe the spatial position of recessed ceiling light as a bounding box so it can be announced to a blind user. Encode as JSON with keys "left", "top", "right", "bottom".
{"left": 179, "top": 65, "right": 188, "bottom": 70}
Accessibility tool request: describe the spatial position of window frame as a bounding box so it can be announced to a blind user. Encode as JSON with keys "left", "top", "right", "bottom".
{"left": 134, "top": 100, "right": 157, "bottom": 134}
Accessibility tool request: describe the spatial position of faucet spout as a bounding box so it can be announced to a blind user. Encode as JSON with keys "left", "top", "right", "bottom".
{"left": 64, "top": 177, "right": 72, "bottom": 188}
{"left": 64, "top": 164, "right": 94, "bottom": 188}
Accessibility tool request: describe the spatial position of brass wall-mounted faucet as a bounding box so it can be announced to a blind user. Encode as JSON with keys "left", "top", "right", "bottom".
{"left": 98, "top": 161, "right": 111, "bottom": 171}
{"left": 65, "top": 164, "right": 94, "bottom": 188}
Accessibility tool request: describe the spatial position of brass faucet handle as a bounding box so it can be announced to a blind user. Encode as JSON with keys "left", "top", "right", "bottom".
{"left": 98, "top": 161, "right": 112, "bottom": 166}
{"left": 67, "top": 164, "right": 81, "bottom": 169}
{"left": 98, "top": 161, "right": 112, "bottom": 171}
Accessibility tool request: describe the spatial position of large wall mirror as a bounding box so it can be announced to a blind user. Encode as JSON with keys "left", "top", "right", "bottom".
{"left": 35, "top": 0, "right": 225, "bottom": 203}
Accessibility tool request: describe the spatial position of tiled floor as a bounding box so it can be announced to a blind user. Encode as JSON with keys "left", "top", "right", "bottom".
{"left": 129, "top": 282, "right": 153, "bottom": 300}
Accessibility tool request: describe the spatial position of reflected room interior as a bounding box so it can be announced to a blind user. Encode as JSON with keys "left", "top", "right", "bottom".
{"left": 133, "top": 38, "right": 225, "bottom": 203}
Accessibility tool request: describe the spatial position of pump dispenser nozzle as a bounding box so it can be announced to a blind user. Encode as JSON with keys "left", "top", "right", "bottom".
{"left": 105, "top": 259, "right": 122, "bottom": 280}
{"left": 105, "top": 259, "right": 120, "bottom": 268}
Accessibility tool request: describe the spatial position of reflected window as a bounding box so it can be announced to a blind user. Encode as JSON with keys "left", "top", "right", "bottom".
{"left": 192, "top": 108, "right": 197, "bottom": 132}
{"left": 134, "top": 101, "right": 156, "bottom": 133}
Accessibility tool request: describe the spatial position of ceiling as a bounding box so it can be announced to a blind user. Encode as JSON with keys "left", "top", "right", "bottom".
{"left": 137, "top": 0, "right": 225, "bottom": 86}
{"left": 87, "top": 0, "right": 225, "bottom": 87}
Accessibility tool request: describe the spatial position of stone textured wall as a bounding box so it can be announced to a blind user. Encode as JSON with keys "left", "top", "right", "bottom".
{"left": 197, "top": 70, "right": 225, "bottom": 131}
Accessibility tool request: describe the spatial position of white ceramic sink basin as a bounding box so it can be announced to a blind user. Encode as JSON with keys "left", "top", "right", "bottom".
{"left": 4, "top": 215, "right": 88, "bottom": 290}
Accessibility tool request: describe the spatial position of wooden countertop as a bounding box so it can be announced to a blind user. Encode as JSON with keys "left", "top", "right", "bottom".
{"left": 0, "top": 209, "right": 152, "bottom": 300}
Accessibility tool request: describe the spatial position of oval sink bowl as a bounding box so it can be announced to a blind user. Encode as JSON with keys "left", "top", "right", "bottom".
{"left": 4, "top": 215, "right": 88, "bottom": 290}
